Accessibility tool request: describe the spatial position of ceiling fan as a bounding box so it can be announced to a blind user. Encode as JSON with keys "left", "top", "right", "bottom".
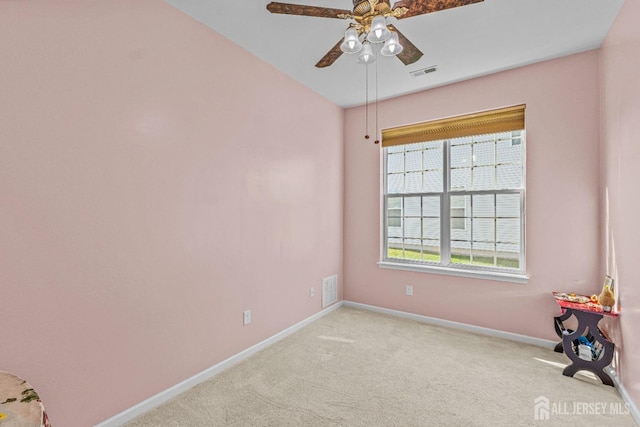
{"left": 266, "top": 0, "right": 483, "bottom": 68}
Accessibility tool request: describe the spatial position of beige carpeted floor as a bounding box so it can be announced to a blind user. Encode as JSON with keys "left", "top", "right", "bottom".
{"left": 126, "top": 306, "right": 636, "bottom": 426}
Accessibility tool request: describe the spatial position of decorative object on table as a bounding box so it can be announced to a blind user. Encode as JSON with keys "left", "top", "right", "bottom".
{"left": 0, "top": 371, "right": 51, "bottom": 427}
{"left": 598, "top": 281, "right": 615, "bottom": 312}
{"left": 552, "top": 292, "right": 590, "bottom": 304}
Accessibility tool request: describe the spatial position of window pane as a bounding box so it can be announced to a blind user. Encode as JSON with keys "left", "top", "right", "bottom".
{"left": 388, "top": 197, "right": 402, "bottom": 209}
{"left": 424, "top": 145, "right": 442, "bottom": 170}
{"left": 406, "top": 172, "right": 423, "bottom": 193}
{"left": 405, "top": 239, "right": 421, "bottom": 249}
{"left": 497, "top": 218, "right": 520, "bottom": 244}
{"left": 388, "top": 237, "right": 403, "bottom": 247}
{"left": 404, "top": 218, "right": 421, "bottom": 239}
{"left": 387, "top": 174, "right": 404, "bottom": 194}
{"left": 423, "top": 218, "right": 440, "bottom": 240}
{"left": 422, "top": 196, "right": 440, "bottom": 217}
{"left": 450, "top": 195, "right": 470, "bottom": 240}
{"left": 451, "top": 209, "right": 466, "bottom": 230}
{"left": 388, "top": 217, "right": 401, "bottom": 227}
{"left": 496, "top": 194, "right": 520, "bottom": 217}
{"left": 450, "top": 167, "right": 471, "bottom": 191}
{"left": 473, "top": 165, "right": 495, "bottom": 190}
{"left": 387, "top": 238, "right": 403, "bottom": 259}
{"left": 404, "top": 197, "right": 421, "bottom": 217}
{"left": 472, "top": 243, "right": 495, "bottom": 267}
{"left": 422, "top": 194, "right": 441, "bottom": 259}
{"left": 388, "top": 153, "right": 404, "bottom": 173}
{"left": 497, "top": 164, "right": 522, "bottom": 189}
{"left": 405, "top": 150, "right": 422, "bottom": 172}
{"left": 497, "top": 242, "right": 520, "bottom": 269}
{"left": 424, "top": 170, "right": 443, "bottom": 193}
{"left": 422, "top": 239, "right": 440, "bottom": 262}
{"left": 451, "top": 195, "right": 467, "bottom": 208}
{"left": 473, "top": 218, "right": 495, "bottom": 242}
{"left": 451, "top": 144, "right": 471, "bottom": 168}
{"left": 388, "top": 224, "right": 402, "bottom": 238}
{"left": 451, "top": 240, "right": 471, "bottom": 264}
{"left": 451, "top": 219, "right": 471, "bottom": 241}
{"left": 387, "top": 197, "right": 402, "bottom": 228}
{"left": 473, "top": 194, "right": 495, "bottom": 218}
{"left": 497, "top": 140, "right": 522, "bottom": 164}
{"left": 474, "top": 141, "right": 494, "bottom": 166}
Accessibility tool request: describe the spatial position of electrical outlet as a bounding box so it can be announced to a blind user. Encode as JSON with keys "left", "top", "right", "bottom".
{"left": 406, "top": 285, "right": 414, "bottom": 296}
{"left": 243, "top": 310, "right": 251, "bottom": 325}
{"left": 309, "top": 287, "right": 315, "bottom": 297}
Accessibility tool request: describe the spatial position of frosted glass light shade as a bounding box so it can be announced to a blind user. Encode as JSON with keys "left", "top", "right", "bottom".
{"left": 340, "top": 28, "right": 363, "bottom": 54}
{"left": 380, "top": 32, "right": 403, "bottom": 56}
{"left": 366, "top": 16, "right": 391, "bottom": 43}
{"left": 356, "top": 43, "right": 376, "bottom": 64}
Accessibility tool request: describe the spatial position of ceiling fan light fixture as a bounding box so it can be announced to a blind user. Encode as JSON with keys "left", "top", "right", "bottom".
{"left": 380, "top": 31, "right": 403, "bottom": 56}
{"left": 367, "top": 16, "right": 391, "bottom": 43}
{"left": 340, "top": 28, "right": 363, "bottom": 54}
{"left": 356, "top": 43, "right": 376, "bottom": 64}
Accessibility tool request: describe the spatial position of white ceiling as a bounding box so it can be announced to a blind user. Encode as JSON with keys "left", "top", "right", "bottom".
{"left": 166, "top": 0, "right": 625, "bottom": 108}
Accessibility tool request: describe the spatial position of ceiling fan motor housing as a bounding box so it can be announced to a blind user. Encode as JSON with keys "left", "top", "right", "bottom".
{"left": 353, "top": 1, "right": 371, "bottom": 15}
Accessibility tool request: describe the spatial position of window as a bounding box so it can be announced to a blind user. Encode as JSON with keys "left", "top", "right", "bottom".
{"left": 380, "top": 105, "right": 526, "bottom": 282}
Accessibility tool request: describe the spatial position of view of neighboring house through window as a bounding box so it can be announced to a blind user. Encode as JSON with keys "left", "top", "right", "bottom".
{"left": 381, "top": 105, "right": 526, "bottom": 277}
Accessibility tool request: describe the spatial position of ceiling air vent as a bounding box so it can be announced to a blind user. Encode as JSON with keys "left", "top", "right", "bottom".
{"left": 410, "top": 66, "right": 437, "bottom": 77}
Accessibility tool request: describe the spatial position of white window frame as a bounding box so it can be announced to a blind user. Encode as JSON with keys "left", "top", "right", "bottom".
{"left": 378, "top": 134, "right": 528, "bottom": 284}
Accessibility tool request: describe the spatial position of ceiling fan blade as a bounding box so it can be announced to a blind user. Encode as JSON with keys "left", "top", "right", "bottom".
{"left": 392, "top": 0, "right": 483, "bottom": 19}
{"left": 315, "top": 38, "right": 344, "bottom": 68}
{"left": 388, "top": 25, "right": 423, "bottom": 65}
{"left": 266, "top": 2, "right": 352, "bottom": 19}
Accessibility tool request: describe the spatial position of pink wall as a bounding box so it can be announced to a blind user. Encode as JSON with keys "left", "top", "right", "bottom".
{"left": 344, "top": 51, "right": 602, "bottom": 339}
{"left": 600, "top": 0, "right": 640, "bottom": 406}
{"left": 0, "top": 1, "right": 343, "bottom": 426}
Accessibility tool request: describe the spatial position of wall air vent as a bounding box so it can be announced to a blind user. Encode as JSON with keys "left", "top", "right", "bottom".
{"left": 409, "top": 66, "right": 437, "bottom": 78}
{"left": 322, "top": 275, "right": 338, "bottom": 308}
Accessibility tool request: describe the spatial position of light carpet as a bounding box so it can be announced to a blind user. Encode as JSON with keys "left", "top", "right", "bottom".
{"left": 125, "top": 306, "right": 636, "bottom": 426}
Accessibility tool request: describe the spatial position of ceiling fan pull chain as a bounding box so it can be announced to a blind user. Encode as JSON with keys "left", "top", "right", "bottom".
{"left": 375, "top": 51, "right": 380, "bottom": 144}
{"left": 365, "top": 61, "right": 370, "bottom": 140}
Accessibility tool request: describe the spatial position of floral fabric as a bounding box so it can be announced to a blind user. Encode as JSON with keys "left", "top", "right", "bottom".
{"left": 0, "top": 371, "right": 51, "bottom": 427}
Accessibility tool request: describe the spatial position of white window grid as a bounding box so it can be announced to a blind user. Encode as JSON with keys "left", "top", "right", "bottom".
{"left": 383, "top": 132, "right": 526, "bottom": 274}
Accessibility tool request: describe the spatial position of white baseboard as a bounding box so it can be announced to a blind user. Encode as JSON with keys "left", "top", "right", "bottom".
{"left": 606, "top": 367, "right": 640, "bottom": 425}
{"left": 94, "top": 302, "right": 343, "bottom": 427}
{"left": 343, "top": 300, "right": 558, "bottom": 348}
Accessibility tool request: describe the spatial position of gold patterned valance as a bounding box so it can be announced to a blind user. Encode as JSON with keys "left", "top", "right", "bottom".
{"left": 381, "top": 104, "right": 526, "bottom": 147}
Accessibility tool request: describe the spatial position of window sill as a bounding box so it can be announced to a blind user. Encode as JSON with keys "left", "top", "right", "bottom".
{"left": 377, "top": 261, "right": 529, "bottom": 284}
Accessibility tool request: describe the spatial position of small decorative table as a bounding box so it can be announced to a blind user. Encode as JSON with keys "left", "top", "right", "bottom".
{"left": 0, "top": 371, "right": 51, "bottom": 427}
{"left": 552, "top": 293, "right": 618, "bottom": 386}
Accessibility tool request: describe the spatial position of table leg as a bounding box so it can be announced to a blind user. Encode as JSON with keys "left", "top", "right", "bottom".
{"left": 553, "top": 309, "right": 574, "bottom": 353}
{"left": 557, "top": 308, "right": 615, "bottom": 386}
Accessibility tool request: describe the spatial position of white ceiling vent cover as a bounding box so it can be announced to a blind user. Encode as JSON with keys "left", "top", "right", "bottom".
{"left": 410, "top": 66, "right": 437, "bottom": 77}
